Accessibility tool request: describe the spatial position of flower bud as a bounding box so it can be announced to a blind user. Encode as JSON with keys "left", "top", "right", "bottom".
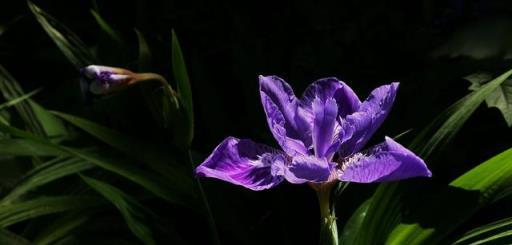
{"left": 80, "top": 65, "right": 137, "bottom": 95}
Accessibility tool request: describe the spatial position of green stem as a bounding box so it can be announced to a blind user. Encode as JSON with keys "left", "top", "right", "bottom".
{"left": 188, "top": 150, "right": 221, "bottom": 245}
{"left": 137, "top": 73, "right": 180, "bottom": 108}
{"left": 317, "top": 185, "right": 338, "bottom": 245}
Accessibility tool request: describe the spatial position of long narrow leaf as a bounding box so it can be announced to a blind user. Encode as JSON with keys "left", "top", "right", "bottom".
{"left": 0, "top": 229, "right": 31, "bottom": 245}
{"left": 51, "top": 111, "right": 196, "bottom": 198}
{"left": 0, "top": 122, "right": 191, "bottom": 206}
{"left": 453, "top": 217, "right": 512, "bottom": 244}
{"left": 0, "top": 196, "right": 102, "bottom": 227}
{"left": 347, "top": 68, "right": 512, "bottom": 245}
{"left": 81, "top": 175, "right": 155, "bottom": 245}
{"left": 387, "top": 147, "right": 512, "bottom": 244}
{"left": 28, "top": 1, "right": 94, "bottom": 69}
{"left": 33, "top": 211, "right": 93, "bottom": 245}
{"left": 171, "top": 30, "right": 194, "bottom": 146}
{"left": 1, "top": 157, "right": 94, "bottom": 204}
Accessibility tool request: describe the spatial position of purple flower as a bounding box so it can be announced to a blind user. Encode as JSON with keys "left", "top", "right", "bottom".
{"left": 195, "top": 76, "right": 431, "bottom": 191}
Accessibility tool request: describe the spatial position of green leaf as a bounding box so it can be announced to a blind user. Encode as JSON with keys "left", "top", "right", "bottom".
{"left": 0, "top": 65, "right": 68, "bottom": 140}
{"left": 387, "top": 147, "right": 512, "bottom": 244}
{"left": 1, "top": 157, "right": 94, "bottom": 204}
{"left": 90, "top": 10, "right": 123, "bottom": 45}
{"left": 0, "top": 89, "right": 39, "bottom": 111}
{"left": 51, "top": 111, "right": 196, "bottom": 199}
{"left": 340, "top": 199, "right": 370, "bottom": 245}
{"left": 27, "top": 1, "right": 94, "bottom": 69}
{"left": 347, "top": 68, "right": 512, "bottom": 245}
{"left": 466, "top": 73, "right": 512, "bottom": 126}
{"left": 0, "top": 65, "right": 45, "bottom": 136}
{"left": 0, "top": 139, "right": 65, "bottom": 156}
{"left": 0, "top": 229, "right": 31, "bottom": 245}
{"left": 453, "top": 217, "right": 512, "bottom": 245}
{"left": 33, "top": 211, "right": 93, "bottom": 245}
{"left": 0, "top": 122, "right": 191, "bottom": 206}
{"left": 412, "top": 68, "right": 512, "bottom": 158}
{"left": 0, "top": 196, "right": 102, "bottom": 227}
{"left": 136, "top": 29, "right": 152, "bottom": 70}
{"left": 81, "top": 175, "right": 155, "bottom": 245}
{"left": 171, "top": 30, "right": 194, "bottom": 146}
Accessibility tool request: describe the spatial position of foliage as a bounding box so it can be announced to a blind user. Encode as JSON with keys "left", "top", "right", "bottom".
{"left": 0, "top": 1, "right": 511, "bottom": 245}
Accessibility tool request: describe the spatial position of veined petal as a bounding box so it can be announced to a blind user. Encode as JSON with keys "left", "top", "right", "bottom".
{"left": 301, "top": 77, "right": 361, "bottom": 117}
{"left": 260, "top": 75, "right": 311, "bottom": 155}
{"left": 338, "top": 82, "right": 399, "bottom": 155}
{"left": 284, "top": 155, "right": 335, "bottom": 184}
{"left": 312, "top": 97, "right": 338, "bottom": 158}
{"left": 338, "top": 137, "right": 431, "bottom": 183}
{"left": 195, "top": 137, "right": 285, "bottom": 191}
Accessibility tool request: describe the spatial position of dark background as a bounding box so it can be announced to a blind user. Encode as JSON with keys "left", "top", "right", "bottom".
{"left": 1, "top": 0, "right": 512, "bottom": 244}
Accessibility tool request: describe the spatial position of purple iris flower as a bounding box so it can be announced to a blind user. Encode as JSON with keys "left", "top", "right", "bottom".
{"left": 195, "top": 76, "right": 431, "bottom": 191}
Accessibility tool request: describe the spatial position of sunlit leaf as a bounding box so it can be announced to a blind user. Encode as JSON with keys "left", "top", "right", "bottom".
{"left": 386, "top": 147, "right": 512, "bottom": 244}
{"left": 348, "top": 68, "right": 512, "bottom": 245}
{"left": 453, "top": 216, "right": 512, "bottom": 245}
{"left": 412, "top": 68, "right": 512, "bottom": 158}
{"left": 466, "top": 73, "right": 512, "bottom": 126}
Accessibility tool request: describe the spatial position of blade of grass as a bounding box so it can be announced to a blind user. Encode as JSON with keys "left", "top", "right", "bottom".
{"left": 348, "top": 68, "right": 512, "bottom": 245}
{"left": 0, "top": 229, "right": 31, "bottom": 245}
{"left": 33, "top": 211, "right": 93, "bottom": 245}
{"left": 81, "top": 175, "right": 155, "bottom": 245}
{"left": 0, "top": 89, "right": 39, "bottom": 111}
{"left": 51, "top": 111, "right": 196, "bottom": 199}
{"left": 0, "top": 122, "right": 192, "bottom": 206}
{"left": 28, "top": 1, "right": 94, "bottom": 69}
{"left": 1, "top": 157, "right": 94, "bottom": 204}
{"left": 453, "top": 217, "right": 512, "bottom": 245}
{"left": 0, "top": 196, "right": 103, "bottom": 227}
{"left": 171, "top": 30, "right": 194, "bottom": 146}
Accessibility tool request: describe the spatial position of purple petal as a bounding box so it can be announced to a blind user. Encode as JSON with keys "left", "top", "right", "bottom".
{"left": 338, "top": 137, "right": 431, "bottom": 183}
{"left": 284, "top": 155, "right": 335, "bottom": 184}
{"left": 260, "top": 75, "right": 312, "bottom": 155}
{"left": 301, "top": 77, "right": 361, "bottom": 117}
{"left": 312, "top": 97, "right": 338, "bottom": 159}
{"left": 338, "top": 83, "right": 399, "bottom": 155}
{"left": 195, "top": 137, "right": 286, "bottom": 191}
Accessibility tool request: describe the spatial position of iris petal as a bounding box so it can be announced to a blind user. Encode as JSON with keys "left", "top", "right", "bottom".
{"left": 301, "top": 77, "right": 361, "bottom": 117}
{"left": 338, "top": 82, "right": 399, "bottom": 155}
{"left": 284, "top": 155, "right": 335, "bottom": 184}
{"left": 260, "top": 75, "right": 312, "bottom": 155}
{"left": 312, "top": 97, "right": 338, "bottom": 158}
{"left": 338, "top": 137, "right": 431, "bottom": 183}
{"left": 195, "top": 137, "right": 285, "bottom": 191}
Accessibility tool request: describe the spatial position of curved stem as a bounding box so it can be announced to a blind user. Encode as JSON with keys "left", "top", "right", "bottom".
{"left": 137, "top": 73, "right": 179, "bottom": 108}
{"left": 188, "top": 150, "right": 221, "bottom": 245}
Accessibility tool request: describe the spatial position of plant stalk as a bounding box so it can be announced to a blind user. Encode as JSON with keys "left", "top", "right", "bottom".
{"left": 317, "top": 184, "right": 338, "bottom": 245}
